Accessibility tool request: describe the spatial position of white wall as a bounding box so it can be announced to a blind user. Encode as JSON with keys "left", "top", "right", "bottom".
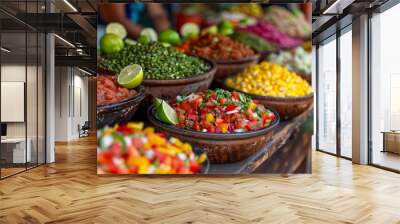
{"left": 54, "top": 67, "right": 89, "bottom": 141}
{"left": 1, "top": 64, "right": 46, "bottom": 163}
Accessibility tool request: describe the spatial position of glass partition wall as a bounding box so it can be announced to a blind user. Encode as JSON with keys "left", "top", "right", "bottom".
{"left": 0, "top": 2, "right": 46, "bottom": 179}
{"left": 315, "top": 26, "right": 353, "bottom": 159}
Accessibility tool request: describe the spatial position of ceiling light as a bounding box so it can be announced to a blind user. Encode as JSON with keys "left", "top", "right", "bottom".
{"left": 54, "top": 34, "right": 75, "bottom": 48}
{"left": 63, "top": 0, "right": 78, "bottom": 12}
{"left": 322, "top": 0, "right": 354, "bottom": 15}
{"left": 323, "top": 0, "right": 342, "bottom": 14}
{"left": 1, "top": 47, "right": 11, "bottom": 53}
{"left": 77, "top": 67, "right": 92, "bottom": 76}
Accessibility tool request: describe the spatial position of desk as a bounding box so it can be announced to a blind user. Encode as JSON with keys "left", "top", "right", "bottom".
{"left": 382, "top": 131, "right": 400, "bottom": 154}
{"left": 1, "top": 138, "right": 31, "bottom": 163}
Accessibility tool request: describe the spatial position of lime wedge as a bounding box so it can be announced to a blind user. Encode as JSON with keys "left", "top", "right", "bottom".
{"left": 117, "top": 64, "right": 144, "bottom": 89}
{"left": 156, "top": 101, "right": 178, "bottom": 125}
{"left": 106, "top": 22, "right": 127, "bottom": 39}
{"left": 180, "top": 23, "right": 200, "bottom": 39}
{"left": 125, "top": 38, "right": 137, "bottom": 46}
{"left": 202, "top": 25, "right": 218, "bottom": 35}
{"left": 160, "top": 42, "right": 171, "bottom": 47}
{"left": 154, "top": 98, "right": 163, "bottom": 109}
{"left": 140, "top": 28, "right": 158, "bottom": 42}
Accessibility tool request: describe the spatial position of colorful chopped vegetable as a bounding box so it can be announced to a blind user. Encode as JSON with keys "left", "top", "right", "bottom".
{"left": 168, "top": 89, "right": 276, "bottom": 133}
{"left": 233, "top": 31, "right": 278, "bottom": 52}
{"left": 97, "top": 122, "right": 206, "bottom": 174}
{"left": 98, "top": 42, "right": 210, "bottom": 80}
{"left": 225, "top": 62, "right": 312, "bottom": 97}
{"left": 230, "top": 3, "right": 263, "bottom": 18}
{"left": 179, "top": 34, "right": 256, "bottom": 61}
{"left": 238, "top": 21, "right": 303, "bottom": 49}
{"left": 268, "top": 47, "right": 312, "bottom": 75}
{"left": 263, "top": 6, "right": 311, "bottom": 39}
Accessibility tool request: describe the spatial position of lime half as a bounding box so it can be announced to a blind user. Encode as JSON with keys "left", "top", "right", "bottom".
{"left": 140, "top": 28, "right": 158, "bottom": 42}
{"left": 156, "top": 101, "right": 178, "bottom": 125}
{"left": 125, "top": 38, "right": 137, "bottom": 46}
{"left": 117, "top": 64, "right": 144, "bottom": 89}
{"left": 180, "top": 23, "right": 200, "bottom": 39}
{"left": 106, "top": 22, "right": 127, "bottom": 39}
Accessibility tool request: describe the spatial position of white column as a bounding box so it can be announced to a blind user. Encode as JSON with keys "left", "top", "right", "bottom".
{"left": 46, "top": 33, "right": 55, "bottom": 163}
{"left": 45, "top": 1, "right": 55, "bottom": 163}
{"left": 352, "top": 14, "right": 369, "bottom": 164}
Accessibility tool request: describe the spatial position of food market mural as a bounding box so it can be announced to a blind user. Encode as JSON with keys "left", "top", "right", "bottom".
{"left": 96, "top": 3, "right": 313, "bottom": 175}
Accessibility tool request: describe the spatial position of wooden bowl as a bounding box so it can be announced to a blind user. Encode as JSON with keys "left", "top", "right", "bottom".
{"left": 298, "top": 72, "right": 311, "bottom": 84}
{"left": 142, "top": 58, "right": 216, "bottom": 100}
{"left": 228, "top": 89, "right": 313, "bottom": 121}
{"left": 97, "top": 85, "right": 145, "bottom": 128}
{"left": 213, "top": 54, "right": 260, "bottom": 83}
{"left": 147, "top": 105, "right": 280, "bottom": 164}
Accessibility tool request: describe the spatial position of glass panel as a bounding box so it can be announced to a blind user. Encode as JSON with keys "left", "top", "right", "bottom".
{"left": 38, "top": 32, "right": 45, "bottom": 165}
{"left": 317, "top": 37, "right": 337, "bottom": 154}
{"left": 26, "top": 0, "right": 39, "bottom": 169}
{"left": 371, "top": 4, "right": 400, "bottom": 171}
{"left": 339, "top": 29, "right": 352, "bottom": 158}
{"left": 1, "top": 14, "right": 27, "bottom": 177}
{"left": 27, "top": 31, "right": 38, "bottom": 169}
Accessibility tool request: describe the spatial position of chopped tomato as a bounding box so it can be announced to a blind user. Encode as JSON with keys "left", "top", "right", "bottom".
{"left": 171, "top": 89, "right": 275, "bottom": 134}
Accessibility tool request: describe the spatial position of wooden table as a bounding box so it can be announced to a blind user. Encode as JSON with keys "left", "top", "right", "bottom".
{"left": 208, "top": 106, "right": 313, "bottom": 174}
{"left": 381, "top": 131, "right": 400, "bottom": 154}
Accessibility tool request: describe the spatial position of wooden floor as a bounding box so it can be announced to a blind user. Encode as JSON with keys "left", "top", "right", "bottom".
{"left": 0, "top": 136, "right": 400, "bottom": 224}
{"left": 373, "top": 150, "right": 400, "bottom": 171}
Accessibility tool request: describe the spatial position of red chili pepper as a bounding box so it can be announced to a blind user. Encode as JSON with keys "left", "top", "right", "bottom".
{"left": 226, "top": 104, "right": 237, "bottom": 111}
{"left": 190, "top": 161, "right": 200, "bottom": 173}
{"left": 117, "top": 125, "right": 132, "bottom": 134}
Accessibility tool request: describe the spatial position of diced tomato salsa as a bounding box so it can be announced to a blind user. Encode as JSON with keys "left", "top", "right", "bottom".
{"left": 170, "top": 89, "right": 276, "bottom": 133}
{"left": 97, "top": 123, "right": 206, "bottom": 174}
{"left": 97, "top": 74, "right": 137, "bottom": 105}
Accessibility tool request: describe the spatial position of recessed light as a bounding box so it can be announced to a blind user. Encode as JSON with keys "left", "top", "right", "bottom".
{"left": 1, "top": 47, "right": 11, "bottom": 53}
{"left": 63, "top": 0, "right": 78, "bottom": 12}
{"left": 54, "top": 34, "right": 75, "bottom": 48}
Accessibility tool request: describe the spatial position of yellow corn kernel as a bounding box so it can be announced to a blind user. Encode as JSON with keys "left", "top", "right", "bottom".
{"left": 143, "top": 126, "right": 155, "bottom": 134}
{"left": 182, "top": 143, "right": 192, "bottom": 153}
{"left": 197, "top": 153, "right": 207, "bottom": 164}
{"left": 127, "top": 122, "right": 144, "bottom": 131}
{"left": 206, "top": 113, "right": 215, "bottom": 123}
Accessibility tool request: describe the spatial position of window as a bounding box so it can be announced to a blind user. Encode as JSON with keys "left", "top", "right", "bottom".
{"left": 370, "top": 3, "right": 400, "bottom": 171}
{"left": 317, "top": 36, "right": 337, "bottom": 154}
{"left": 340, "top": 28, "right": 352, "bottom": 158}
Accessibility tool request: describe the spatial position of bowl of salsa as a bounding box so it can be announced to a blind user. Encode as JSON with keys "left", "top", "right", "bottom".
{"left": 148, "top": 89, "right": 279, "bottom": 163}
{"left": 97, "top": 73, "right": 145, "bottom": 128}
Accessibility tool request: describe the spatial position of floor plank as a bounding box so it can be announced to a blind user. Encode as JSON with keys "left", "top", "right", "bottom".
{"left": 0, "top": 136, "right": 399, "bottom": 224}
